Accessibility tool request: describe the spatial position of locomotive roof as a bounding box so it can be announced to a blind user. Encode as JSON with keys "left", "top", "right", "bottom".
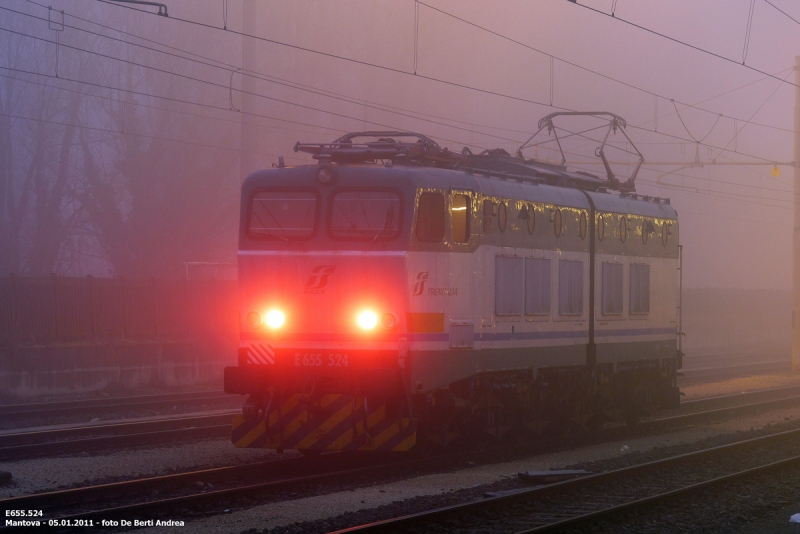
{"left": 244, "top": 162, "right": 678, "bottom": 221}
{"left": 284, "top": 130, "right": 676, "bottom": 220}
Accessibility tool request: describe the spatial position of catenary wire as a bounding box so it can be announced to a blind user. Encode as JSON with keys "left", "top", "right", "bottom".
{"left": 5, "top": 93, "right": 791, "bottom": 211}
{"left": 568, "top": 1, "right": 799, "bottom": 88}
{"left": 0, "top": 71, "right": 339, "bottom": 138}
{"left": 6, "top": 2, "right": 791, "bottom": 200}
{"left": 0, "top": 111, "right": 308, "bottom": 162}
{"left": 0, "top": 66, "right": 347, "bottom": 136}
{"left": 8, "top": 3, "right": 524, "bottom": 145}
{"left": 763, "top": 0, "right": 800, "bottom": 25}
{"left": 0, "top": 25, "right": 487, "bottom": 151}
{"left": 416, "top": 0, "right": 794, "bottom": 135}
{"left": 13, "top": 0, "right": 791, "bottom": 163}
{"left": 4, "top": 15, "right": 780, "bottom": 166}
{"left": 24, "top": 0, "right": 796, "bottom": 143}
{"left": 88, "top": 0, "right": 800, "bottom": 134}
{"left": 21, "top": 0, "right": 540, "bottom": 138}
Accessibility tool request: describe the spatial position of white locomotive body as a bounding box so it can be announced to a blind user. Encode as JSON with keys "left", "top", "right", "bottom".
{"left": 225, "top": 129, "right": 681, "bottom": 452}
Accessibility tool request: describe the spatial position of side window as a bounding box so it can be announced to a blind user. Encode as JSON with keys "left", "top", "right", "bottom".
{"left": 601, "top": 263, "right": 624, "bottom": 315}
{"left": 495, "top": 256, "right": 523, "bottom": 315}
{"left": 630, "top": 264, "right": 651, "bottom": 313}
{"left": 416, "top": 192, "right": 444, "bottom": 242}
{"left": 559, "top": 260, "right": 583, "bottom": 315}
{"left": 525, "top": 258, "right": 551, "bottom": 315}
{"left": 452, "top": 194, "right": 471, "bottom": 243}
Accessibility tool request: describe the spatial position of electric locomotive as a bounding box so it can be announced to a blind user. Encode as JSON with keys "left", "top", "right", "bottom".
{"left": 224, "top": 113, "right": 682, "bottom": 453}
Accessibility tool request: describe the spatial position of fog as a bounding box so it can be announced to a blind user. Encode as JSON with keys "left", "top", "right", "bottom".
{"left": 2, "top": 0, "right": 799, "bottom": 289}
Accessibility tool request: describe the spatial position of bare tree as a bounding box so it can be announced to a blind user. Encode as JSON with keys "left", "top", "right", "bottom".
{"left": 0, "top": 17, "right": 86, "bottom": 275}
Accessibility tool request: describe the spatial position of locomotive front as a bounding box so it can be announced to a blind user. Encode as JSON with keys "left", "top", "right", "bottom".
{"left": 224, "top": 162, "right": 419, "bottom": 453}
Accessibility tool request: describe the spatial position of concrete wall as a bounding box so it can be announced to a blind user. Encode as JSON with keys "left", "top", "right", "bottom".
{"left": 0, "top": 340, "right": 236, "bottom": 398}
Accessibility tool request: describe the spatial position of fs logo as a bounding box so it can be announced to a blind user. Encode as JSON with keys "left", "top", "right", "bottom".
{"left": 305, "top": 265, "right": 336, "bottom": 294}
{"left": 412, "top": 272, "right": 429, "bottom": 296}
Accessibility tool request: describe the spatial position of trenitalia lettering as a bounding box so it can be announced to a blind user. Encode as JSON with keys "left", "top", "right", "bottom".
{"left": 427, "top": 287, "right": 458, "bottom": 296}
{"left": 413, "top": 272, "right": 457, "bottom": 296}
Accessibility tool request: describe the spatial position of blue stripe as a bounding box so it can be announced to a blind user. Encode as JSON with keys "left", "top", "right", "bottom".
{"left": 595, "top": 327, "right": 676, "bottom": 337}
{"left": 242, "top": 327, "right": 676, "bottom": 344}
{"left": 477, "top": 330, "right": 588, "bottom": 341}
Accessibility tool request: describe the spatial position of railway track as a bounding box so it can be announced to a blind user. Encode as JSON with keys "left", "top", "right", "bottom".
{"left": 3, "top": 385, "right": 800, "bottom": 528}
{"left": 0, "top": 390, "right": 234, "bottom": 419}
{"left": 679, "top": 359, "right": 790, "bottom": 384}
{"left": 0, "top": 378, "right": 797, "bottom": 464}
{"left": 332, "top": 426, "right": 800, "bottom": 533}
{"left": 0, "top": 411, "right": 237, "bottom": 461}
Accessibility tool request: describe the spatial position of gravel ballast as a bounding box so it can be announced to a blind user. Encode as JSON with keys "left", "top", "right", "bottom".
{"left": 129, "top": 404, "right": 800, "bottom": 533}
{"left": 6, "top": 373, "right": 799, "bottom": 533}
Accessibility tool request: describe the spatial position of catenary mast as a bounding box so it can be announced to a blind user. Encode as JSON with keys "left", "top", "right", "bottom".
{"left": 793, "top": 55, "right": 800, "bottom": 373}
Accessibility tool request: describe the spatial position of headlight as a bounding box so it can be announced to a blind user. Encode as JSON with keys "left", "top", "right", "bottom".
{"left": 357, "top": 310, "right": 378, "bottom": 330}
{"left": 265, "top": 309, "right": 285, "bottom": 329}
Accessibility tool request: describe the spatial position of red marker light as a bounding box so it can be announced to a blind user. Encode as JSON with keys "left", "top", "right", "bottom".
{"left": 357, "top": 310, "right": 378, "bottom": 330}
{"left": 381, "top": 313, "right": 396, "bottom": 329}
{"left": 245, "top": 311, "right": 262, "bottom": 328}
{"left": 265, "top": 309, "right": 285, "bottom": 329}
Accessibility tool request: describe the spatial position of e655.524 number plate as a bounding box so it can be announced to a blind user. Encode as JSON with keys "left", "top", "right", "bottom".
{"left": 294, "top": 353, "right": 349, "bottom": 367}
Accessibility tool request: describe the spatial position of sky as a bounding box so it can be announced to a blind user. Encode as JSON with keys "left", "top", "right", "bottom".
{"left": 6, "top": 0, "right": 800, "bottom": 288}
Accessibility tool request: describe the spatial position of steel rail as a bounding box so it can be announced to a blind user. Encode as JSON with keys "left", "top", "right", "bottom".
{"left": 331, "top": 426, "right": 800, "bottom": 533}
{"left": 0, "top": 453, "right": 387, "bottom": 515}
{"left": 0, "top": 390, "right": 231, "bottom": 417}
{"left": 680, "top": 360, "right": 790, "bottom": 384}
{"left": 1, "top": 379, "right": 798, "bottom": 462}
{"left": 0, "top": 412, "right": 237, "bottom": 461}
{"left": 1, "top": 378, "right": 798, "bottom": 460}
{"left": 514, "top": 453, "right": 800, "bottom": 533}
{"left": 4, "top": 388, "right": 800, "bottom": 525}
{"left": 681, "top": 382, "right": 800, "bottom": 405}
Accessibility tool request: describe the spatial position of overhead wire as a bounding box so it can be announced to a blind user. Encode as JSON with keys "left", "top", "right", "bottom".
{"left": 0, "top": 65, "right": 347, "bottom": 136}
{"left": 671, "top": 101, "right": 722, "bottom": 143}
{"left": 7, "top": 1, "right": 792, "bottom": 205}
{"left": 0, "top": 71, "right": 339, "bottom": 138}
{"left": 0, "top": 111, "right": 306, "bottom": 162}
{"left": 709, "top": 67, "right": 793, "bottom": 163}
{"left": 14, "top": 0, "right": 792, "bottom": 165}
{"left": 23, "top": 0, "right": 540, "bottom": 138}
{"left": 415, "top": 0, "right": 794, "bottom": 135}
{"left": 569, "top": 0, "right": 799, "bottom": 88}
{"left": 742, "top": 0, "right": 757, "bottom": 65}
{"left": 85, "top": 0, "right": 798, "bottom": 136}
{"left": 638, "top": 170, "right": 792, "bottom": 209}
{"left": 635, "top": 67, "right": 794, "bottom": 134}
{"left": 522, "top": 122, "right": 793, "bottom": 198}
{"left": 69, "top": 2, "right": 788, "bottom": 163}
{"left": 12, "top": 1, "right": 522, "bottom": 145}
{"left": 0, "top": 25, "right": 488, "bottom": 150}
{"left": 88, "top": 0, "right": 562, "bottom": 113}
{"left": 763, "top": 0, "right": 800, "bottom": 26}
